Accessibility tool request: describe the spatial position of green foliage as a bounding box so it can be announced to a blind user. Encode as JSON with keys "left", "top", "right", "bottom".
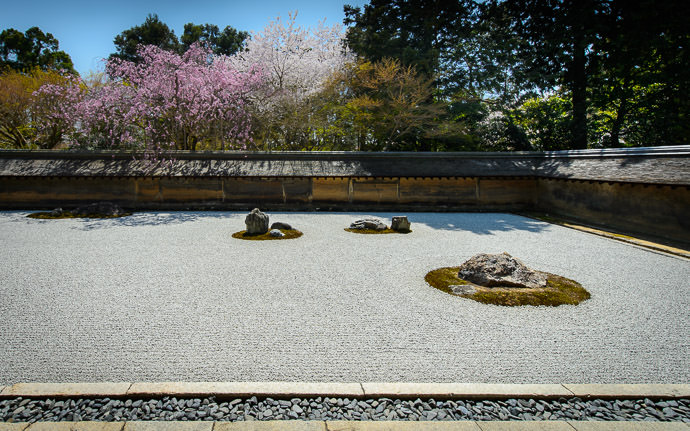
{"left": 344, "top": 0, "right": 470, "bottom": 80}
{"left": 181, "top": 23, "right": 248, "bottom": 56}
{"left": 0, "top": 68, "right": 76, "bottom": 149}
{"left": 0, "top": 27, "right": 75, "bottom": 73}
{"left": 514, "top": 93, "right": 572, "bottom": 151}
{"left": 111, "top": 15, "right": 248, "bottom": 63}
{"left": 111, "top": 14, "right": 179, "bottom": 63}
{"left": 317, "top": 59, "right": 459, "bottom": 151}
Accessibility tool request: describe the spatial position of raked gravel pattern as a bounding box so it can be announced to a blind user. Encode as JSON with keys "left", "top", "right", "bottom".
{"left": 1, "top": 396, "right": 690, "bottom": 423}
{"left": 0, "top": 211, "right": 688, "bottom": 384}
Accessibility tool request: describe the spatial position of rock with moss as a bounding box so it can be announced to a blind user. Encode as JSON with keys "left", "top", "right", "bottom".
{"left": 349, "top": 218, "right": 387, "bottom": 231}
{"left": 245, "top": 208, "right": 269, "bottom": 234}
{"left": 73, "top": 202, "right": 126, "bottom": 217}
{"left": 458, "top": 252, "right": 547, "bottom": 289}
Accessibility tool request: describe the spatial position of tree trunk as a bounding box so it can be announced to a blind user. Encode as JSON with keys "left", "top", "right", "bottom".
{"left": 609, "top": 75, "right": 630, "bottom": 148}
{"left": 570, "top": 31, "right": 588, "bottom": 150}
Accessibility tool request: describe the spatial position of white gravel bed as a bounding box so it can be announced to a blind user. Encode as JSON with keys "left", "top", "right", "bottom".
{"left": 0, "top": 211, "right": 688, "bottom": 385}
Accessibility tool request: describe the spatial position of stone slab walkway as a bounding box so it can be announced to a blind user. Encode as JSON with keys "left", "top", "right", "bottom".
{"left": 1, "top": 420, "right": 688, "bottom": 430}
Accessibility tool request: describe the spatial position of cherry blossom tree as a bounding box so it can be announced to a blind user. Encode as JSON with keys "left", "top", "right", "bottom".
{"left": 106, "top": 43, "right": 264, "bottom": 151}
{"left": 34, "top": 43, "right": 264, "bottom": 155}
{"left": 228, "top": 12, "right": 351, "bottom": 150}
{"left": 30, "top": 73, "right": 84, "bottom": 148}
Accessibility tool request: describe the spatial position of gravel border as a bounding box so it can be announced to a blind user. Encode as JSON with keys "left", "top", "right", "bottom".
{"left": 2, "top": 396, "right": 689, "bottom": 423}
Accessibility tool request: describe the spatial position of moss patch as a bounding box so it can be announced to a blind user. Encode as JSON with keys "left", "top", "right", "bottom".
{"left": 344, "top": 228, "right": 411, "bottom": 234}
{"left": 27, "top": 211, "right": 132, "bottom": 219}
{"left": 232, "top": 229, "right": 303, "bottom": 240}
{"left": 425, "top": 266, "right": 590, "bottom": 307}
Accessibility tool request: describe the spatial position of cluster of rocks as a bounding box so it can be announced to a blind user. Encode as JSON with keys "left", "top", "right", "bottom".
{"left": 349, "top": 216, "right": 411, "bottom": 232}
{"left": 453, "top": 252, "right": 548, "bottom": 293}
{"left": 49, "top": 202, "right": 127, "bottom": 218}
{"left": 245, "top": 208, "right": 293, "bottom": 237}
{"left": 1, "top": 396, "right": 688, "bottom": 423}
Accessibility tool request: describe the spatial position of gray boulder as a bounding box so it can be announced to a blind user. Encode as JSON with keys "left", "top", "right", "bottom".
{"left": 457, "top": 252, "right": 548, "bottom": 289}
{"left": 270, "top": 222, "right": 292, "bottom": 230}
{"left": 245, "top": 208, "right": 269, "bottom": 234}
{"left": 349, "top": 218, "right": 387, "bottom": 230}
{"left": 391, "top": 216, "right": 411, "bottom": 232}
{"left": 269, "top": 229, "right": 285, "bottom": 238}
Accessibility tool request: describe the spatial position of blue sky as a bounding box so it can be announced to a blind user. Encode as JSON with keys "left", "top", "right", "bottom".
{"left": 1, "top": 0, "right": 369, "bottom": 76}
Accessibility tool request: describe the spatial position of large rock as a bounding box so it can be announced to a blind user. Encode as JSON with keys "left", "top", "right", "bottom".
{"left": 391, "top": 216, "right": 411, "bottom": 232}
{"left": 245, "top": 208, "right": 269, "bottom": 234}
{"left": 73, "top": 202, "right": 125, "bottom": 217}
{"left": 458, "top": 252, "right": 548, "bottom": 289}
{"left": 349, "top": 218, "right": 387, "bottom": 231}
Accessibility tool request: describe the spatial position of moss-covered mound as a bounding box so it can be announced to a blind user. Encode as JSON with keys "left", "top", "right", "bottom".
{"left": 27, "top": 211, "right": 132, "bottom": 219}
{"left": 425, "top": 266, "right": 590, "bottom": 307}
{"left": 344, "top": 228, "right": 411, "bottom": 234}
{"left": 232, "top": 229, "right": 303, "bottom": 240}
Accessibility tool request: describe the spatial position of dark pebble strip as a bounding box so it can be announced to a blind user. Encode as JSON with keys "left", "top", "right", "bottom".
{"left": 1, "top": 397, "right": 689, "bottom": 423}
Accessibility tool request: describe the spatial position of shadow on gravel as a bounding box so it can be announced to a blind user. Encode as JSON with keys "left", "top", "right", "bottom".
{"left": 411, "top": 213, "right": 550, "bottom": 235}
{"left": 69, "top": 211, "right": 231, "bottom": 231}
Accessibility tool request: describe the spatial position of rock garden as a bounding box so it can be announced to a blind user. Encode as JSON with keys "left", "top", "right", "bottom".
{"left": 26, "top": 205, "right": 588, "bottom": 308}
{"left": 232, "top": 208, "right": 303, "bottom": 240}
{"left": 345, "top": 216, "right": 411, "bottom": 234}
{"left": 425, "top": 252, "right": 590, "bottom": 307}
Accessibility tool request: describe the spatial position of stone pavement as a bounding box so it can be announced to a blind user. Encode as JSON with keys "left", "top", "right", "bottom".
{"left": 1, "top": 420, "right": 689, "bottom": 430}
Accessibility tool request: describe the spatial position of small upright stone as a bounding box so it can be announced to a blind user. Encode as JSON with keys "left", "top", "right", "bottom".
{"left": 269, "top": 229, "right": 285, "bottom": 238}
{"left": 391, "top": 216, "right": 411, "bottom": 232}
{"left": 245, "top": 208, "right": 269, "bottom": 234}
{"left": 349, "top": 218, "right": 387, "bottom": 230}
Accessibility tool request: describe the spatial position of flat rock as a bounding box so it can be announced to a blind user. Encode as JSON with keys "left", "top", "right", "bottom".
{"left": 269, "top": 229, "right": 285, "bottom": 237}
{"left": 270, "top": 222, "right": 292, "bottom": 230}
{"left": 245, "top": 208, "right": 269, "bottom": 234}
{"left": 349, "top": 218, "right": 387, "bottom": 231}
{"left": 450, "top": 284, "right": 476, "bottom": 295}
{"left": 458, "top": 252, "right": 548, "bottom": 289}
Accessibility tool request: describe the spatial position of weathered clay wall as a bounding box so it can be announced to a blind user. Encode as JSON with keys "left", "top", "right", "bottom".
{"left": 0, "top": 176, "right": 538, "bottom": 211}
{"left": 0, "top": 146, "right": 688, "bottom": 245}
{"left": 536, "top": 179, "right": 690, "bottom": 244}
